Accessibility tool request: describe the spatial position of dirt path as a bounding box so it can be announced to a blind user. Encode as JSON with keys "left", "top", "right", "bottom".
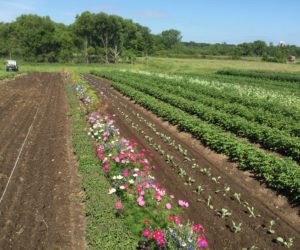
{"left": 84, "top": 74, "right": 300, "bottom": 250}
{"left": 0, "top": 73, "right": 86, "bottom": 250}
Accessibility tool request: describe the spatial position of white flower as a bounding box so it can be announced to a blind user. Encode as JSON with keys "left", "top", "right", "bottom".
{"left": 108, "top": 188, "right": 116, "bottom": 194}
{"left": 116, "top": 175, "right": 123, "bottom": 180}
{"left": 129, "top": 179, "right": 134, "bottom": 184}
{"left": 134, "top": 168, "right": 139, "bottom": 171}
{"left": 120, "top": 186, "right": 125, "bottom": 190}
{"left": 133, "top": 174, "right": 138, "bottom": 177}
{"left": 112, "top": 176, "right": 117, "bottom": 180}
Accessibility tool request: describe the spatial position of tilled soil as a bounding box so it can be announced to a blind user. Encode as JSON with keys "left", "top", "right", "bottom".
{"left": 84, "top": 74, "right": 300, "bottom": 250}
{"left": 0, "top": 73, "right": 86, "bottom": 250}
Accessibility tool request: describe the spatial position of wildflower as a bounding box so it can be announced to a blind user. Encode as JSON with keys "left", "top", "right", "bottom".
{"left": 174, "top": 216, "right": 181, "bottom": 225}
{"left": 137, "top": 196, "right": 145, "bottom": 206}
{"left": 165, "top": 203, "right": 172, "bottom": 210}
{"left": 193, "top": 224, "right": 203, "bottom": 233}
{"left": 103, "top": 164, "right": 110, "bottom": 173}
{"left": 123, "top": 169, "right": 130, "bottom": 177}
{"left": 178, "top": 200, "right": 189, "bottom": 208}
{"left": 143, "top": 229, "right": 151, "bottom": 238}
{"left": 197, "top": 237, "right": 208, "bottom": 248}
{"left": 154, "top": 230, "right": 163, "bottom": 238}
{"left": 119, "top": 185, "right": 125, "bottom": 190}
{"left": 180, "top": 241, "right": 187, "bottom": 247}
{"left": 157, "top": 236, "right": 165, "bottom": 245}
{"left": 138, "top": 200, "right": 145, "bottom": 206}
{"left": 108, "top": 188, "right": 116, "bottom": 194}
{"left": 115, "top": 201, "right": 122, "bottom": 210}
{"left": 128, "top": 179, "right": 134, "bottom": 184}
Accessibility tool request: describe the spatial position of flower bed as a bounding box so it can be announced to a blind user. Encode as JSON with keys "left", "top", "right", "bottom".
{"left": 73, "top": 83, "right": 208, "bottom": 249}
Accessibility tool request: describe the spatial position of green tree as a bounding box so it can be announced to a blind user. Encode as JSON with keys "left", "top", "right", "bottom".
{"left": 74, "top": 11, "right": 95, "bottom": 63}
{"left": 14, "top": 15, "right": 59, "bottom": 62}
{"left": 160, "top": 29, "right": 182, "bottom": 49}
{"left": 252, "top": 40, "right": 267, "bottom": 56}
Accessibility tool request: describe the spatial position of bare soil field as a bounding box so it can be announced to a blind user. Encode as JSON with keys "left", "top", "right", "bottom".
{"left": 0, "top": 73, "right": 86, "bottom": 250}
{"left": 84, "top": 74, "right": 300, "bottom": 250}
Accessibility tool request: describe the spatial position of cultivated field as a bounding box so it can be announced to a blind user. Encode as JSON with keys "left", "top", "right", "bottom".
{"left": 0, "top": 73, "right": 85, "bottom": 249}
{"left": 85, "top": 68, "right": 300, "bottom": 249}
{"left": 1, "top": 58, "right": 300, "bottom": 249}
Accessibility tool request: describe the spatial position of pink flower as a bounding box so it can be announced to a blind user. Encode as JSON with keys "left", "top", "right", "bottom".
{"left": 97, "top": 150, "right": 103, "bottom": 159}
{"left": 157, "top": 236, "right": 165, "bottom": 245}
{"left": 103, "top": 164, "right": 110, "bottom": 173}
{"left": 170, "top": 195, "right": 175, "bottom": 199}
{"left": 193, "top": 224, "right": 204, "bottom": 233}
{"left": 197, "top": 237, "right": 208, "bottom": 248}
{"left": 137, "top": 153, "right": 144, "bottom": 158}
{"left": 123, "top": 169, "right": 130, "bottom": 177}
{"left": 115, "top": 201, "right": 122, "bottom": 210}
{"left": 178, "top": 200, "right": 189, "bottom": 208}
{"left": 174, "top": 216, "right": 181, "bottom": 225}
{"left": 158, "top": 188, "right": 166, "bottom": 196}
{"left": 143, "top": 229, "right": 151, "bottom": 238}
{"left": 138, "top": 200, "right": 145, "bottom": 206}
{"left": 165, "top": 203, "right": 172, "bottom": 210}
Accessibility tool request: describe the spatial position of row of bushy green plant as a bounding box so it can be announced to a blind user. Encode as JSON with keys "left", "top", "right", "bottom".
{"left": 91, "top": 75, "right": 300, "bottom": 202}
{"left": 92, "top": 71, "right": 300, "bottom": 161}
{"left": 217, "top": 70, "right": 300, "bottom": 83}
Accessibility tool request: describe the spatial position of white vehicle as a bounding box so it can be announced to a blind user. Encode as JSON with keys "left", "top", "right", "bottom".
{"left": 6, "top": 60, "right": 19, "bottom": 72}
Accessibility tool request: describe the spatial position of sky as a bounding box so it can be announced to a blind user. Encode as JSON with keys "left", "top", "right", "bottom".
{"left": 0, "top": 0, "right": 300, "bottom": 45}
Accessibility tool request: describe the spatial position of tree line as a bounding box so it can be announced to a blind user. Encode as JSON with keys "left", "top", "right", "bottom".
{"left": 0, "top": 12, "right": 299, "bottom": 63}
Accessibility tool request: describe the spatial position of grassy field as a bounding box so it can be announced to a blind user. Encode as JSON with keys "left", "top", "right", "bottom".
{"left": 2, "top": 56, "right": 300, "bottom": 76}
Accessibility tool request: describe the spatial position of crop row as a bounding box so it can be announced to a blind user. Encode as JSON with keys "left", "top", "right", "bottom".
{"left": 103, "top": 80, "right": 300, "bottom": 201}
{"left": 94, "top": 71, "right": 300, "bottom": 162}
{"left": 218, "top": 70, "right": 300, "bottom": 84}
{"left": 125, "top": 70, "right": 300, "bottom": 121}
{"left": 178, "top": 72, "right": 300, "bottom": 94}
{"left": 97, "top": 71, "right": 300, "bottom": 138}
{"left": 95, "top": 70, "right": 300, "bottom": 122}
